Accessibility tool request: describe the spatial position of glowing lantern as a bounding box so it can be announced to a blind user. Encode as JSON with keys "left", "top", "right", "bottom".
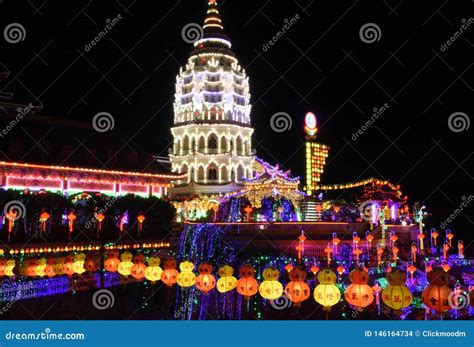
{"left": 105, "top": 256, "right": 120, "bottom": 273}
{"left": 26, "top": 259, "right": 38, "bottom": 277}
{"left": 39, "top": 211, "right": 50, "bottom": 234}
{"left": 118, "top": 251, "right": 134, "bottom": 276}
{"left": 5, "top": 208, "right": 17, "bottom": 241}
{"left": 84, "top": 257, "right": 98, "bottom": 273}
{"left": 196, "top": 262, "right": 216, "bottom": 294}
{"left": 236, "top": 264, "right": 259, "bottom": 298}
{"left": 458, "top": 240, "right": 464, "bottom": 258}
{"left": 277, "top": 206, "right": 284, "bottom": 220}
{"left": 430, "top": 229, "right": 439, "bottom": 246}
{"left": 390, "top": 232, "right": 398, "bottom": 248}
{"left": 62, "top": 256, "right": 75, "bottom": 276}
{"left": 45, "top": 259, "right": 56, "bottom": 277}
{"left": 284, "top": 264, "right": 294, "bottom": 273}
{"left": 133, "top": 254, "right": 146, "bottom": 264}
{"left": 35, "top": 258, "right": 47, "bottom": 277}
{"left": 382, "top": 270, "right": 412, "bottom": 311}
{"left": 425, "top": 264, "right": 433, "bottom": 273}
{"left": 243, "top": 205, "right": 253, "bottom": 222}
{"left": 324, "top": 243, "right": 333, "bottom": 265}
{"left": 144, "top": 257, "right": 162, "bottom": 283}
{"left": 443, "top": 242, "right": 449, "bottom": 259}
{"left": 131, "top": 262, "right": 146, "bottom": 280}
{"left": 137, "top": 214, "right": 145, "bottom": 236}
{"left": 285, "top": 267, "right": 310, "bottom": 306}
{"left": 353, "top": 248, "right": 362, "bottom": 266}
{"left": 310, "top": 265, "right": 320, "bottom": 275}
{"left": 217, "top": 265, "right": 237, "bottom": 293}
{"left": 67, "top": 211, "right": 77, "bottom": 239}
{"left": 73, "top": 252, "right": 86, "bottom": 274}
{"left": 313, "top": 269, "right": 340, "bottom": 310}
{"left": 0, "top": 259, "right": 6, "bottom": 277}
{"left": 54, "top": 257, "right": 65, "bottom": 275}
{"left": 177, "top": 260, "right": 196, "bottom": 287}
{"left": 422, "top": 268, "right": 452, "bottom": 312}
{"left": 332, "top": 233, "right": 340, "bottom": 255}
{"left": 392, "top": 245, "right": 399, "bottom": 264}
{"left": 441, "top": 262, "right": 450, "bottom": 272}
{"left": 161, "top": 258, "right": 179, "bottom": 286}
{"left": 336, "top": 265, "right": 345, "bottom": 277}
{"left": 407, "top": 265, "right": 417, "bottom": 283}
{"left": 4, "top": 259, "right": 15, "bottom": 277}
{"left": 376, "top": 246, "right": 383, "bottom": 266}
{"left": 345, "top": 269, "right": 374, "bottom": 308}
{"left": 366, "top": 232, "right": 374, "bottom": 250}
{"left": 446, "top": 229, "right": 454, "bottom": 247}
{"left": 259, "top": 267, "right": 283, "bottom": 300}
{"left": 96, "top": 213, "right": 105, "bottom": 237}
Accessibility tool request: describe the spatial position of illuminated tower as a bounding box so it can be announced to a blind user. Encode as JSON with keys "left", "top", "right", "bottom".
{"left": 303, "top": 112, "right": 329, "bottom": 195}
{"left": 169, "top": 0, "right": 255, "bottom": 196}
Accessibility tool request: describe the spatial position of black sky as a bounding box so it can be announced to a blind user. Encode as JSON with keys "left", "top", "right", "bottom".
{"left": 0, "top": 0, "right": 473, "bottom": 242}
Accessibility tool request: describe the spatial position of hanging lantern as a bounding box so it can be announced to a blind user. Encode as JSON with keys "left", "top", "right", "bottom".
{"left": 67, "top": 211, "right": 77, "bottom": 240}
{"left": 35, "top": 258, "right": 47, "bottom": 277}
{"left": 118, "top": 251, "right": 134, "bottom": 276}
{"left": 277, "top": 205, "right": 284, "bottom": 220}
{"left": 131, "top": 262, "right": 147, "bottom": 280}
{"left": 105, "top": 255, "right": 120, "bottom": 273}
{"left": 243, "top": 205, "right": 253, "bottom": 222}
{"left": 336, "top": 265, "right": 345, "bottom": 277}
{"left": 133, "top": 254, "right": 146, "bottom": 264}
{"left": 345, "top": 269, "right": 374, "bottom": 309}
{"left": 4, "top": 259, "right": 15, "bottom": 277}
{"left": 44, "top": 259, "right": 56, "bottom": 277}
{"left": 5, "top": 208, "right": 18, "bottom": 242}
{"left": 177, "top": 260, "right": 196, "bottom": 287}
{"left": 366, "top": 232, "right": 374, "bottom": 250}
{"left": 441, "top": 262, "right": 450, "bottom": 272}
{"left": 407, "top": 265, "right": 417, "bottom": 283}
{"left": 144, "top": 256, "right": 162, "bottom": 283}
{"left": 458, "top": 240, "right": 464, "bottom": 258}
{"left": 430, "top": 229, "right": 439, "bottom": 247}
{"left": 285, "top": 267, "right": 310, "bottom": 307}
{"left": 310, "top": 265, "right": 320, "bottom": 275}
{"left": 422, "top": 268, "right": 452, "bottom": 312}
{"left": 313, "top": 269, "right": 340, "bottom": 311}
{"left": 72, "top": 252, "right": 86, "bottom": 274}
{"left": 236, "top": 264, "right": 259, "bottom": 298}
{"left": 259, "top": 267, "right": 283, "bottom": 300}
{"left": 324, "top": 243, "right": 333, "bottom": 265}
{"left": 137, "top": 214, "right": 145, "bottom": 237}
{"left": 392, "top": 245, "right": 399, "bottom": 264}
{"left": 376, "top": 246, "right": 383, "bottom": 266}
{"left": 54, "top": 257, "right": 65, "bottom": 276}
{"left": 446, "top": 229, "right": 454, "bottom": 247}
{"left": 96, "top": 213, "right": 105, "bottom": 237}
{"left": 382, "top": 270, "right": 412, "bottom": 311}
{"left": 39, "top": 211, "right": 50, "bottom": 234}
{"left": 411, "top": 243, "right": 418, "bottom": 262}
{"left": 284, "top": 264, "right": 294, "bottom": 273}
{"left": 62, "top": 256, "right": 75, "bottom": 276}
{"left": 332, "top": 233, "right": 340, "bottom": 255}
{"left": 161, "top": 258, "right": 179, "bottom": 286}
{"left": 443, "top": 242, "right": 449, "bottom": 259}
{"left": 353, "top": 248, "right": 362, "bottom": 266}
{"left": 195, "top": 262, "right": 216, "bottom": 294}
{"left": 217, "top": 265, "right": 237, "bottom": 293}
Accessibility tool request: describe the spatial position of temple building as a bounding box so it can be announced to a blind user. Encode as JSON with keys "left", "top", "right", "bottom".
{"left": 169, "top": 0, "right": 255, "bottom": 196}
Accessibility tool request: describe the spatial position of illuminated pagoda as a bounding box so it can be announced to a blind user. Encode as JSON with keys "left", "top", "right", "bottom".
{"left": 169, "top": 0, "right": 255, "bottom": 196}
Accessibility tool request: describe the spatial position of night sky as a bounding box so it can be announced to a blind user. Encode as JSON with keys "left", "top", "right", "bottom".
{"left": 0, "top": 0, "right": 472, "bottom": 242}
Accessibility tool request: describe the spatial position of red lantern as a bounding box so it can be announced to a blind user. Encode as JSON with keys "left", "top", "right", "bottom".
{"left": 67, "top": 211, "right": 77, "bottom": 236}
{"left": 195, "top": 262, "right": 216, "bottom": 294}
{"left": 131, "top": 262, "right": 146, "bottom": 280}
{"left": 96, "top": 213, "right": 105, "bottom": 237}
{"left": 105, "top": 257, "right": 120, "bottom": 273}
{"left": 39, "top": 211, "right": 50, "bottom": 234}
{"left": 236, "top": 264, "right": 258, "bottom": 298}
{"left": 285, "top": 267, "right": 310, "bottom": 307}
{"left": 345, "top": 269, "right": 374, "bottom": 308}
{"left": 137, "top": 214, "right": 145, "bottom": 236}
{"left": 422, "top": 268, "right": 452, "bottom": 312}
{"left": 161, "top": 258, "right": 179, "bottom": 286}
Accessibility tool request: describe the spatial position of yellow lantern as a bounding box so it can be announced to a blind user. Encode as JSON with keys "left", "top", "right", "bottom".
{"left": 54, "top": 257, "right": 65, "bottom": 276}
{"left": 177, "top": 260, "right": 196, "bottom": 287}
{"left": 382, "top": 270, "right": 412, "bottom": 311}
{"left": 144, "top": 256, "right": 163, "bottom": 283}
{"left": 73, "top": 253, "right": 86, "bottom": 275}
{"left": 217, "top": 265, "right": 237, "bottom": 293}
{"left": 313, "top": 269, "right": 341, "bottom": 310}
{"left": 35, "top": 258, "right": 47, "bottom": 277}
{"left": 118, "top": 251, "right": 134, "bottom": 276}
{"left": 259, "top": 267, "right": 283, "bottom": 300}
{"left": 4, "top": 259, "right": 15, "bottom": 277}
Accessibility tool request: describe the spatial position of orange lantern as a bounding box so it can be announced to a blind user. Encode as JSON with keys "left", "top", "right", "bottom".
{"left": 422, "top": 268, "right": 452, "bottom": 312}
{"left": 236, "top": 264, "right": 258, "bottom": 298}
{"left": 376, "top": 246, "right": 383, "bottom": 266}
{"left": 324, "top": 243, "right": 333, "bottom": 265}
{"left": 310, "top": 265, "right": 320, "bottom": 275}
{"left": 243, "top": 205, "right": 253, "bottom": 222}
{"left": 441, "top": 262, "right": 450, "bottom": 272}
{"left": 345, "top": 269, "right": 374, "bottom": 308}
{"left": 137, "top": 214, "right": 145, "bottom": 236}
{"left": 44, "top": 260, "right": 56, "bottom": 277}
{"left": 96, "top": 213, "right": 105, "bottom": 237}
{"left": 431, "top": 229, "right": 439, "bottom": 246}
{"left": 284, "top": 264, "right": 294, "bottom": 273}
{"left": 105, "top": 257, "right": 120, "bottom": 272}
{"left": 407, "top": 265, "right": 417, "bottom": 283}
{"left": 195, "top": 262, "right": 216, "bottom": 294}
{"left": 336, "top": 265, "right": 345, "bottom": 277}
{"left": 285, "top": 267, "right": 310, "bottom": 307}
{"left": 446, "top": 230, "right": 454, "bottom": 247}
{"left": 26, "top": 259, "right": 38, "bottom": 277}
{"left": 84, "top": 257, "right": 98, "bottom": 272}
{"left": 62, "top": 257, "right": 75, "bottom": 276}
{"left": 131, "top": 262, "right": 146, "bottom": 280}
{"left": 161, "top": 258, "right": 179, "bottom": 286}
{"left": 67, "top": 211, "right": 77, "bottom": 236}
{"left": 366, "top": 233, "right": 374, "bottom": 249}
{"left": 5, "top": 209, "right": 17, "bottom": 241}
{"left": 39, "top": 211, "right": 50, "bottom": 234}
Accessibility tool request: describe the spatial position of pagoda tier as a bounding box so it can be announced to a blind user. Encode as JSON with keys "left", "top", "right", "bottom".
{"left": 169, "top": 0, "right": 254, "bottom": 196}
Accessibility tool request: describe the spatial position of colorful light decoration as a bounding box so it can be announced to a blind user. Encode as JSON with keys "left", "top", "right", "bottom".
{"left": 332, "top": 233, "right": 340, "bottom": 255}
{"left": 137, "top": 214, "right": 145, "bottom": 237}
{"left": 195, "top": 262, "right": 216, "bottom": 294}
{"left": 243, "top": 205, "right": 253, "bottom": 222}
{"left": 443, "top": 242, "right": 449, "bottom": 260}
{"left": 313, "top": 269, "right": 340, "bottom": 311}
{"left": 144, "top": 256, "right": 162, "bottom": 283}
{"left": 131, "top": 261, "right": 147, "bottom": 280}
{"left": 117, "top": 251, "right": 133, "bottom": 276}
{"left": 366, "top": 231, "right": 374, "bottom": 250}
{"left": 285, "top": 267, "right": 311, "bottom": 307}
{"left": 236, "top": 264, "right": 259, "bottom": 298}
{"left": 217, "top": 265, "right": 237, "bottom": 293}
{"left": 5, "top": 208, "right": 18, "bottom": 241}
{"left": 177, "top": 260, "right": 196, "bottom": 288}
{"left": 345, "top": 269, "right": 374, "bottom": 309}
{"left": 304, "top": 112, "right": 318, "bottom": 137}
{"left": 422, "top": 268, "right": 452, "bottom": 313}
{"left": 430, "top": 228, "right": 439, "bottom": 247}
{"left": 161, "top": 258, "right": 179, "bottom": 286}
{"left": 72, "top": 252, "right": 86, "bottom": 275}
{"left": 376, "top": 246, "right": 383, "bottom": 266}
{"left": 407, "top": 264, "right": 416, "bottom": 284}
{"left": 39, "top": 211, "right": 50, "bottom": 234}
{"left": 67, "top": 211, "right": 76, "bottom": 240}
{"left": 259, "top": 267, "right": 283, "bottom": 301}
{"left": 458, "top": 240, "right": 464, "bottom": 258}
{"left": 446, "top": 229, "right": 454, "bottom": 247}
{"left": 392, "top": 245, "right": 399, "bottom": 264}
{"left": 324, "top": 243, "right": 333, "bottom": 265}
{"left": 96, "top": 213, "right": 105, "bottom": 238}
{"left": 382, "top": 270, "right": 413, "bottom": 311}
{"left": 411, "top": 243, "right": 418, "bottom": 262}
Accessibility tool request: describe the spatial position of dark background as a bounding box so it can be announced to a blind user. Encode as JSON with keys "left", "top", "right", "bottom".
{"left": 0, "top": 0, "right": 472, "bottom": 244}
